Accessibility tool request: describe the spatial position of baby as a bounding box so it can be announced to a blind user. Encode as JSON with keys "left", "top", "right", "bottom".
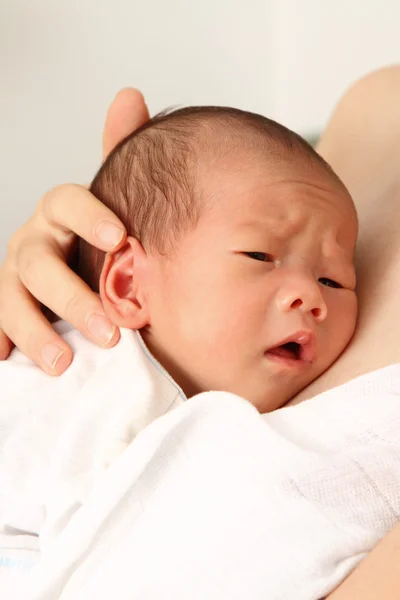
{"left": 79, "top": 106, "right": 358, "bottom": 413}
{"left": 0, "top": 106, "right": 358, "bottom": 596}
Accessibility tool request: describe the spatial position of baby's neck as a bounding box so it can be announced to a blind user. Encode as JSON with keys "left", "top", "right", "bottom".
{"left": 139, "top": 328, "right": 199, "bottom": 399}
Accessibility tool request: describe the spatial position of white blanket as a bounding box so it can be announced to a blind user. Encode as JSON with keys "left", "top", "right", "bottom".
{"left": 16, "top": 363, "right": 400, "bottom": 600}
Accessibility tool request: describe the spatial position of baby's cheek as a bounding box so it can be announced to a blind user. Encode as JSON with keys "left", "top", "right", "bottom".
{"left": 342, "top": 293, "right": 357, "bottom": 333}
{"left": 329, "top": 293, "right": 357, "bottom": 351}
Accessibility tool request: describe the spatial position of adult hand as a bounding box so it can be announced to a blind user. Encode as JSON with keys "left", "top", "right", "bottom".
{"left": 0, "top": 88, "right": 149, "bottom": 375}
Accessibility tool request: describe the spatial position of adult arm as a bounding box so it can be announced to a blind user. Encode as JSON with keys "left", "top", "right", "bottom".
{"left": 320, "top": 65, "right": 400, "bottom": 600}
{"left": 326, "top": 522, "right": 400, "bottom": 599}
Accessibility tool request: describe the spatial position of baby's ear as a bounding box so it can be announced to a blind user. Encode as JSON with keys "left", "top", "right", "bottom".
{"left": 99, "top": 236, "right": 150, "bottom": 329}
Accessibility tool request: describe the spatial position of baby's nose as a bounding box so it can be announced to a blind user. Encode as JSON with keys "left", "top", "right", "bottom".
{"left": 276, "top": 276, "right": 328, "bottom": 322}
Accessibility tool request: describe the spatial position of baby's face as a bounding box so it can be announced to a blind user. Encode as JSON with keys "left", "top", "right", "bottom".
{"left": 143, "top": 153, "right": 357, "bottom": 412}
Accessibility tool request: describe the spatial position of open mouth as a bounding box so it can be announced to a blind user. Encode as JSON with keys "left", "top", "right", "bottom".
{"left": 265, "top": 331, "right": 316, "bottom": 365}
{"left": 268, "top": 342, "right": 301, "bottom": 361}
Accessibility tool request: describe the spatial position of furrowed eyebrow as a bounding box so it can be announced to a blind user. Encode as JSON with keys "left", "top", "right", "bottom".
{"left": 235, "top": 219, "right": 299, "bottom": 238}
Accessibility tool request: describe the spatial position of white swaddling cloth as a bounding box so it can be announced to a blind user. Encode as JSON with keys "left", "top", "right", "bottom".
{"left": 0, "top": 323, "right": 185, "bottom": 598}
{"left": 14, "top": 361, "right": 400, "bottom": 600}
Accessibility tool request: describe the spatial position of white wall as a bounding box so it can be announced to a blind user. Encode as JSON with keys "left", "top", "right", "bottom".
{"left": 270, "top": 1, "right": 400, "bottom": 133}
{"left": 1, "top": 0, "right": 400, "bottom": 259}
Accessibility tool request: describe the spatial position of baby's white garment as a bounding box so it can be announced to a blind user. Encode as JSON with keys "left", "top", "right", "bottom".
{"left": 0, "top": 322, "right": 185, "bottom": 596}
{"left": 11, "top": 361, "right": 400, "bottom": 600}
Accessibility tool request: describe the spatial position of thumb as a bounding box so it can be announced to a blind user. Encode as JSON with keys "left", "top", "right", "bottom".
{"left": 102, "top": 88, "right": 150, "bottom": 161}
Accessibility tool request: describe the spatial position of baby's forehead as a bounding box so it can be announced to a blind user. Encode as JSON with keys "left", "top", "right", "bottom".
{"left": 198, "top": 145, "right": 351, "bottom": 210}
{"left": 196, "top": 153, "right": 357, "bottom": 246}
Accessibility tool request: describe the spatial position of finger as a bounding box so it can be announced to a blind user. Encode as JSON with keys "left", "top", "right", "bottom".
{"left": 0, "top": 329, "right": 14, "bottom": 360}
{"left": 16, "top": 243, "right": 120, "bottom": 348}
{"left": 0, "top": 283, "right": 73, "bottom": 375}
{"left": 102, "top": 88, "right": 149, "bottom": 160}
{"left": 38, "top": 184, "right": 127, "bottom": 252}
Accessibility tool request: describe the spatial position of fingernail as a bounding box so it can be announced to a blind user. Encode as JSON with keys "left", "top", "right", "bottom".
{"left": 40, "top": 343, "right": 64, "bottom": 370}
{"left": 87, "top": 313, "right": 116, "bottom": 346}
{"left": 95, "top": 221, "right": 124, "bottom": 249}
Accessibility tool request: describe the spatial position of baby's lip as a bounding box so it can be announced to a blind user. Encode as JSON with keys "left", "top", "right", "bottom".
{"left": 266, "top": 330, "right": 317, "bottom": 364}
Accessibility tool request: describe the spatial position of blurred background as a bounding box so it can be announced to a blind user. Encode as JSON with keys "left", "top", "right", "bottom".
{"left": 1, "top": 0, "right": 399, "bottom": 259}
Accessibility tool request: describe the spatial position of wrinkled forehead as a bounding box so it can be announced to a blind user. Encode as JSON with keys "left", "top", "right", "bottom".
{"left": 197, "top": 149, "right": 357, "bottom": 250}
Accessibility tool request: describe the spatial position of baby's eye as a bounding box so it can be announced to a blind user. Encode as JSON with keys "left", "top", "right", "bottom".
{"left": 318, "top": 277, "right": 343, "bottom": 289}
{"left": 244, "top": 252, "right": 272, "bottom": 262}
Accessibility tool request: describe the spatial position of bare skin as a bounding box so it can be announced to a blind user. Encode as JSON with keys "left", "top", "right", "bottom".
{"left": 1, "top": 69, "right": 400, "bottom": 597}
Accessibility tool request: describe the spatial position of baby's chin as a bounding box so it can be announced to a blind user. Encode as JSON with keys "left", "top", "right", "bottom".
{"left": 237, "top": 371, "right": 325, "bottom": 414}
{"left": 248, "top": 393, "right": 292, "bottom": 414}
{"left": 176, "top": 351, "right": 333, "bottom": 414}
{"left": 219, "top": 384, "right": 294, "bottom": 415}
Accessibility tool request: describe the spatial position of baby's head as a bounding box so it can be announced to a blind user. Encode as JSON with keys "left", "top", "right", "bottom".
{"left": 79, "top": 107, "right": 358, "bottom": 412}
